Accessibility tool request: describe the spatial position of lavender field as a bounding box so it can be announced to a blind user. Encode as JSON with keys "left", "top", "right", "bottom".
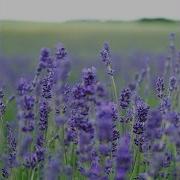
{"left": 0, "top": 21, "right": 180, "bottom": 180}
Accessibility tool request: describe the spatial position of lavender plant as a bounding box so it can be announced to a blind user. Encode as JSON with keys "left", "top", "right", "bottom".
{"left": 0, "top": 35, "right": 180, "bottom": 180}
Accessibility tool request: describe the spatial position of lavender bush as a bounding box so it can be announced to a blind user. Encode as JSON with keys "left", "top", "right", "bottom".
{"left": 0, "top": 35, "right": 180, "bottom": 180}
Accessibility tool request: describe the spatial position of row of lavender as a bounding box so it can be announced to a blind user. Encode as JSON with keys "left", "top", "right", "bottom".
{"left": 0, "top": 33, "right": 179, "bottom": 180}
{"left": 0, "top": 49, "right": 169, "bottom": 94}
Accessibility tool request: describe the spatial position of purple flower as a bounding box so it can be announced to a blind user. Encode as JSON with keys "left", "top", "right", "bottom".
{"left": 55, "top": 43, "right": 67, "bottom": 60}
{"left": 35, "top": 134, "right": 45, "bottom": 162}
{"left": 23, "top": 95, "right": 35, "bottom": 111}
{"left": 133, "top": 99, "right": 150, "bottom": 151}
{"left": 96, "top": 82, "right": 107, "bottom": 98}
{"left": 165, "top": 112, "right": 180, "bottom": 147}
{"left": 6, "top": 123, "right": 17, "bottom": 166}
{"left": 115, "top": 134, "right": 131, "bottom": 180}
{"left": 167, "top": 112, "right": 180, "bottom": 128}
{"left": 160, "top": 97, "right": 171, "bottom": 114}
{"left": 0, "top": 100, "right": 6, "bottom": 117}
{"left": 0, "top": 87, "right": 4, "bottom": 99}
{"left": 39, "top": 100, "right": 49, "bottom": 131}
{"left": 81, "top": 67, "right": 97, "bottom": 97}
{"left": 82, "top": 66, "right": 96, "bottom": 87}
{"left": 72, "top": 84, "right": 86, "bottom": 99}
{"left": 169, "top": 76, "right": 177, "bottom": 92}
{"left": 135, "top": 98, "right": 150, "bottom": 123}
{"left": 88, "top": 156, "right": 102, "bottom": 179}
{"left": 148, "top": 141, "right": 172, "bottom": 178}
{"left": 2, "top": 123, "right": 17, "bottom": 177}
{"left": 100, "top": 42, "right": 115, "bottom": 76}
{"left": 1, "top": 123, "right": 17, "bottom": 178}
{"left": 77, "top": 129, "right": 94, "bottom": 173}
{"left": 112, "top": 129, "right": 120, "bottom": 155}
{"left": 147, "top": 110, "right": 162, "bottom": 129}
{"left": 146, "top": 110, "right": 163, "bottom": 140}
{"left": 99, "top": 144, "right": 110, "bottom": 156}
{"left": 20, "top": 95, "right": 35, "bottom": 132}
{"left": 45, "top": 154, "right": 61, "bottom": 180}
{"left": 78, "top": 130, "right": 92, "bottom": 154}
{"left": 156, "top": 77, "right": 165, "bottom": 99}
{"left": 161, "top": 151, "right": 172, "bottom": 168}
{"left": 96, "top": 102, "right": 114, "bottom": 142}
{"left": 119, "top": 88, "right": 131, "bottom": 109}
{"left": 134, "top": 134, "right": 150, "bottom": 152}
{"left": 35, "top": 145, "right": 45, "bottom": 163}
{"left": 38, "top": 48, "right": 52, "bottom": 71}
{"left": 133, "top": 121, "right": 144, "bottom": 135}
{"left": 17, "top": 78, "right": 31, "bottom": 96}
{"left": 22, "top": 112, "right": 35, "bottom": 132}
{"left": 23, "top": 152, "right": 38, "bottom": 169}
{"left": 100, "top": 42, "right": 112, "bottom": 66}
{"left": 19, "top": 135, "right": 33, "bottom": 157}
{"left": 41, "top": 71, "right": 54, "bottom": 99}
{"left": 55, "top": 115, "right": 66, "bottom": 126}
{"left": 1, "top": 168, "right": 9, "bottom": 178}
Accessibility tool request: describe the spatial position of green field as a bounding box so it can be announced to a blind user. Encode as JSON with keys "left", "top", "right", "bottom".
{"left": 0, "top": 20, "right": 180, "bottom": 60}
{"left": 1, "top": 20, "right": 180, "bottom": 90}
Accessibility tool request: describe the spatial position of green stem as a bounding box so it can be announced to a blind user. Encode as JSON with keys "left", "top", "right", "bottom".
{"left": 130, "top": 147, "right": 141, "bottom": 180}
{"left": 130, "top": 105, "right": 136, "bottom": 147}
{"left": 171, "top": 144, "right": 177, "bottom": 179}
{"left": 71, "top": 143, "right": 76, "bottom": 177}
{"left": 111, "top": 76, "right": 118, "bottom": 105}
{"left": 62, "top": 124, "right": 67, "bottom": 164}
{"left": 109, "top": 68, "right": 125, "bottom": 134}
{"left": 30, "top": 169, "right": 35, "bottom": 180}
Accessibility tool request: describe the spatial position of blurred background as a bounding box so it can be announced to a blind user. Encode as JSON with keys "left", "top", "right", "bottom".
{"left": 0, "top": 0, "right": 180, "bottom": 90}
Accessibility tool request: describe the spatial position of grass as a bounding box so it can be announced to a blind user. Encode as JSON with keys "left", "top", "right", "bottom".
{"left": 0, "top": 20, "right": 179, "bottom": 96}
{"left": 0, "top": 20, "right": 180, "bottom": 60}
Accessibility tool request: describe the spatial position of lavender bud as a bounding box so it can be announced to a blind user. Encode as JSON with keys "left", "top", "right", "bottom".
{"left": 39, "top": 100, "right": 49, "bottom": 131}
{"left": 119, "top": 88, "right": 131, "bottom": 109}
{"left": 17, "top": 78, "right": 31, "bottom": 96}
{"left": 100, "top": 42, "right": 112, "bottom": 66}
{"left": 38, "top": 48, "right": 52, "bottom": 71}
{"left": 115, "top": 134, "right": 131, "bottom": 180}
{"left": 156, "top": 77, "right": 165, "bottom": 99}
{"left": 45, "top": 154, "right": 61, "bottom": 180}
{"left": 96, "top": 102, "right": 115, "bottom": 142}
{"left": 23, "top": 152, "right": 38, "bottom": 169}
{"left": 135, "top": 98, "right": 150, "bottom": 123}
{"left": 169, "top": 76, "right": 177, "bottom": 92}
{"left": 0, "top": 100, "right": 6, "bottom": 117}
{"left": 82, "top": 66, "right": 97, "bottom": 86}
{"left": 0, "top": 87, "right": 4, "bottom": 99}
{"left": 55, "top": 43, "right": 67, "bottom": 60}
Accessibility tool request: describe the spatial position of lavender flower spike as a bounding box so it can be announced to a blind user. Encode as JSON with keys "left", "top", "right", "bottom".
{"left": 169, "top": 76, "right": 177, "bottom": 92}
{"left": 115, "top": 134, "right": 131, "bottom": 180}
{"left": 100, "top": 42, "right": 112, "bottom": 66}
{"left": 119, "top": 88, "right": 132, "bottom": 109}
{"left": 156, "top": 77, "right": 165, "bottom": 99}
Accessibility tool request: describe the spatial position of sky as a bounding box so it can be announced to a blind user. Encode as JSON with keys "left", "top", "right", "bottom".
{"left": 0, "top": 0, "right": 180, "bottom": 22}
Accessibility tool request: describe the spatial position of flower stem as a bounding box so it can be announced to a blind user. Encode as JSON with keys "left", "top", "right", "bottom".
{"left": 30, "top": 169, "right": 35, "bottom": 180}
{"left": 130, "top": 147, "right": 141, "bottom": 180}
{"left": 111, "top": 76, "right": 118, "bottom": 105}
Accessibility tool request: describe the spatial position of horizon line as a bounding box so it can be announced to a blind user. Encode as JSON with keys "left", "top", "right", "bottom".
{"left": 0, "top": 17, "right": 180, "bottom": 24}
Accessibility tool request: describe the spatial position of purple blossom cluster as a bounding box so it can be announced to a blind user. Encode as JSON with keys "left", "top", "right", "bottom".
{"left": 0, "top": 88, "right": 6, "bottom": 117}
{"left": 0, "top": 35, "right": 180, "bottom": 180}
